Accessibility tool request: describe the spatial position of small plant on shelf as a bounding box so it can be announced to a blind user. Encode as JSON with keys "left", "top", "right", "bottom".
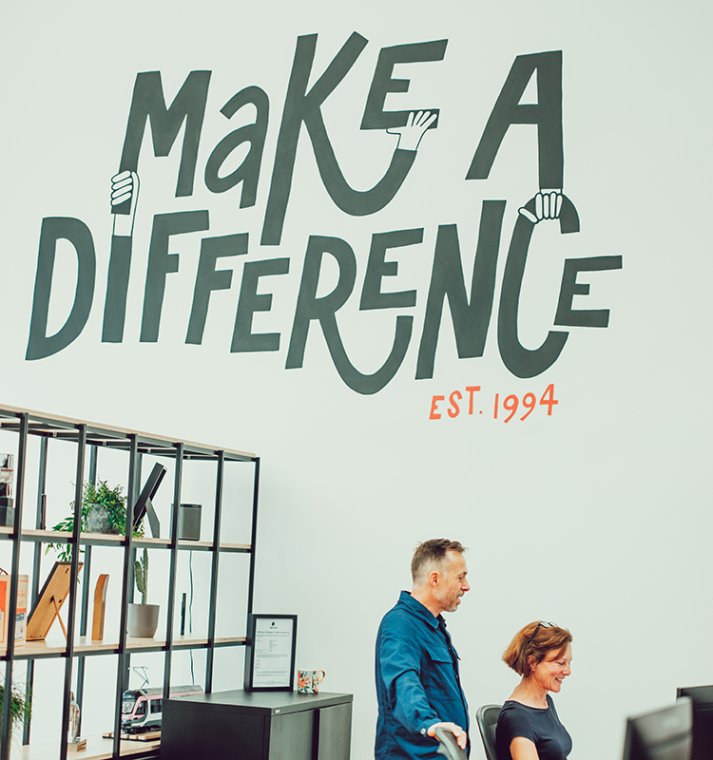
{"left": 48, "top": 480, "right": 141, "bottom": 560}
{"left": 127, "top": 546, "right": 159, "bottom": 638}
{"left": 135, "top": 548, "right": 149, "bottom": 605}
{"left": 0, "top": 683, "right": 30, "bottom": 736}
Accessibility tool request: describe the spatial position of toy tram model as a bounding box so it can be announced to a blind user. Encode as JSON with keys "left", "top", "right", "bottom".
{"left": 121, "top": 684, "right": 203, "bottom": 734}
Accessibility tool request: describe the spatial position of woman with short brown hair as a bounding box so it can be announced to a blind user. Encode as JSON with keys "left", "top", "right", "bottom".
{"left": 495, "top": 621, "right": 573, "bottom": 760}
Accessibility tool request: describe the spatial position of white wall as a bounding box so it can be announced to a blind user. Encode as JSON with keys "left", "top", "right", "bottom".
{"left": 2, "top": 1, "right": 712, "bottom": 758}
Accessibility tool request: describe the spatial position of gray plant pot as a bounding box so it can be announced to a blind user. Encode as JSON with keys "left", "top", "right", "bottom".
{"left": 85, "top": 504, "right": 119, "bottom": 534}
{"left": 126, "top": 603, "right": 160, "bottom": 638}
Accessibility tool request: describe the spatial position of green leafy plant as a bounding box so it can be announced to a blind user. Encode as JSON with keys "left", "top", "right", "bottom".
{"left": 49, "top": 480, "right": 141, "bottom": 561}
{"left": 0, "top": 683, "right": 30, "bottom": 735}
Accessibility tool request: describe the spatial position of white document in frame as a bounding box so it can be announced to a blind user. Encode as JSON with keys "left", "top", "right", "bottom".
{"left": 252, "top": 617, "right": 294, "bottom": 688}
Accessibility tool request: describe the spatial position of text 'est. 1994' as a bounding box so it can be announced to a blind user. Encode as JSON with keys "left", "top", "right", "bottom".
{"left": 429, "top": 384, "right": 558, "bottom": 422}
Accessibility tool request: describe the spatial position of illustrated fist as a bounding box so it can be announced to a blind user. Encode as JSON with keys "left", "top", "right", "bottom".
{"left": 110, "top": 170, "right": 139, "bottom": 237}
{"left": 519, "top": 189, "right": 563, "bottom": 223}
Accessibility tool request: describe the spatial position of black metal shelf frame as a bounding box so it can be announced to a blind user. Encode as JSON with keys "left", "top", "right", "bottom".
{"left": 0, "top": 405, "right": 259, "bottom": 760}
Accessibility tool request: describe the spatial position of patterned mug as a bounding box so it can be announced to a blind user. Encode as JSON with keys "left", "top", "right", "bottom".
{"left": 297, "top": 669, "right": 326, "bottom": 695}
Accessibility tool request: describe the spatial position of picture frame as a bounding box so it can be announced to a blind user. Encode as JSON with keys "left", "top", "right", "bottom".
{"left": 243, "top": 614, "right": 297, "bottom": 691}
{"left": 26, "top": 561, "right": 83, "bottom": 641}
{"left": 132, "top": 462, "right": 166, "bottom": 537}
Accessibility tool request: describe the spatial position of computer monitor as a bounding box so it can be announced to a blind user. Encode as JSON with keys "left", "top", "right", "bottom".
{"left": 622, "top": 698, "right": 692, "bottom": 760}
{"left": 676, "top": 686, "right": 713, "bottom": 760}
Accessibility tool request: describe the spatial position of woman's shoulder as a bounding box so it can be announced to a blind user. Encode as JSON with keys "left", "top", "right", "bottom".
{"left": 499, "top": 700, "right": 525, "bottom": 713}
{"left": 500, "top": 698, "right": 549, "bottom": 712}
{"left": 497, "top": 700, "right": 534, "bottom": 725}
{"left": 498, "top": 698, "right": 555, "bottom": 724}
{"left": 496, "top": 701, "right": 537, "bottom": 743}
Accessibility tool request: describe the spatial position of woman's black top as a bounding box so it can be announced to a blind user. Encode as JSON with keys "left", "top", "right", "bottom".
{"left": 495, "top": 695, "right": 572, "bottom": 760}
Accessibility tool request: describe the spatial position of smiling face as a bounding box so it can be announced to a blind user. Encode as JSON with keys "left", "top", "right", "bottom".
{"left": 529, "top": 643, "right": 573, "bottom": 693}
{"left": 433, "top": 550, "right": 470, "bottom": 613}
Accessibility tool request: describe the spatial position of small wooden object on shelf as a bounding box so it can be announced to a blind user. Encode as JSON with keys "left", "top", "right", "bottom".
{"left": 91, "top": 574, "right": 109, "bottom": 641}
{"left": 102, "top": 730, "right": 161, "bottom": 742}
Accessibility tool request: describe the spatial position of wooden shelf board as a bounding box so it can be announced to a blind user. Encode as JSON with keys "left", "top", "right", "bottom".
{"left": 213, "top": 636, "right": 247, "bottom": 647}
{"left": 173, "top": 635, "right": 247, "bottom": 649}
{"left": 19, "top": 528, "right": 66, "bottom": 541}
{"left": 0, "top": 403, "right": 256, "bottom": 461}
{"left": 125, "top": 637, "right": 165, "bottom": 651}
{"left": 0, "top": 528, "right": 249, "bottom": 548}
{"left": 133, "top": 537, "right": 170, "bottom": 548}
{"left": 176, "top": 539, "right": 212, "bottom": 550}
{"left": 1, "top": 635, "right": 246, "bottom": 658}
{"left": 218, "top": 542, "right": 252, "bottom": 552}
{"left": 8, "top": 530, "right": 127, "bottom": 545}
{"left": 1, "top": 637, "right": 122, "bottom": 658}
{"left": 1, "top": 640, "right": 69, "bottom": 658}
{"left": 0, "top": 529, "right": 251, "bottom": 553}
{"left": 83, "top": 532, "right": 126, "bottom": 544}
{"left": 18, "top": 734, "right": 160, "bottom": 759}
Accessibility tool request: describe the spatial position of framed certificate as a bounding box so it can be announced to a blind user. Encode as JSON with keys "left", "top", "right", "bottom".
{"left": 243, "top": 614, "right": 297, "bottom": 691}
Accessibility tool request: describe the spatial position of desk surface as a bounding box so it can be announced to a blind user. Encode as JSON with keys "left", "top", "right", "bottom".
{"left": 167, "top": 689, "right": 353, "bottom": 715}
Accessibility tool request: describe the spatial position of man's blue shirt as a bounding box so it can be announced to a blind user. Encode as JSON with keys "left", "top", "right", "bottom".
{"left": 375, "top": 591, "right": 469, "bottom": 759}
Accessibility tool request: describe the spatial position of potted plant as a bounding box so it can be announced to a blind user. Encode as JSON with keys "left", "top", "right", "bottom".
{"left": 50, "top": 480, "right": 133, "bottom": 560}
{"left": 0, "top": 682, "right": 30, "bottom": 737}
{"left": 126, "top": 548, "right": 159, "bottom": 638}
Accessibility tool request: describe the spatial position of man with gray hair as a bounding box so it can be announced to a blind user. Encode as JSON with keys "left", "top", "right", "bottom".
{"left": 375, "top": 538, "right": 471, "bottom": 758}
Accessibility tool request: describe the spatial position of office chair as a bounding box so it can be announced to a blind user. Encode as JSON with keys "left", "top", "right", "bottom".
{"left": 434, "top": 726, "right": 467, "bottom": 760}
{"left": 476, "top": 704, "right": 502, "bottom": 760}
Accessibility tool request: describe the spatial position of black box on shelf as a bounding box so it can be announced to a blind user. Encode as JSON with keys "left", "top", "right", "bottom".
{"left": 177, "top": 503, "right": 202, "bottom": 540}
{"left": 0, "top": 505, "right": 14, "bottom": 527}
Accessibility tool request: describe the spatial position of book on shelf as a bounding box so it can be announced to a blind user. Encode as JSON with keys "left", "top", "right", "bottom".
{"left": 0, "top": 572, "right": 28, "bottom": 645}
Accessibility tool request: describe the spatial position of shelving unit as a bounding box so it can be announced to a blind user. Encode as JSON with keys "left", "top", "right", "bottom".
{"left": 0, "top": 404, "right": 260, "bottom": 760}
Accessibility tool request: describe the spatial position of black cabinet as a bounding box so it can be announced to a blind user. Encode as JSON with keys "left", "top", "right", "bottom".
{"left": 161, "top": 690, "right": 353, "bottom": 760}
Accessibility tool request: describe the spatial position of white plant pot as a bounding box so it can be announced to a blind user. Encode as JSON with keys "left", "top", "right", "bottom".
{"left": 127, "top": 603, "right": 160, "bottom": 638}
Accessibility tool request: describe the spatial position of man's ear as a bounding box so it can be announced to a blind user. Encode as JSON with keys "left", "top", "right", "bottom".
{"left": 428, "top": 569, "right": 440, "bottom": 587}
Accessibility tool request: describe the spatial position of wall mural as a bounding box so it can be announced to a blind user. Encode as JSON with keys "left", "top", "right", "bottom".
{"left": 25, "top": 38, "right": 622, "bottom": 396}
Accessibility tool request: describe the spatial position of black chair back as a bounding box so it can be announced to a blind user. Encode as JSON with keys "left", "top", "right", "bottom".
{"left": 476, "top": 704, "right": 502, "bottom": 760}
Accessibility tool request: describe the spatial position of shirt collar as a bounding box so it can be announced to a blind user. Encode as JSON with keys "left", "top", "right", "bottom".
{"left": 397, "top": 590, "right": 443, "bottom": 630}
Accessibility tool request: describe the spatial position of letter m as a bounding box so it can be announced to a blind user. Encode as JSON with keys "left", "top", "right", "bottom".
{"left": 119, "top": 71, "right": 211, "bottom": 197}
